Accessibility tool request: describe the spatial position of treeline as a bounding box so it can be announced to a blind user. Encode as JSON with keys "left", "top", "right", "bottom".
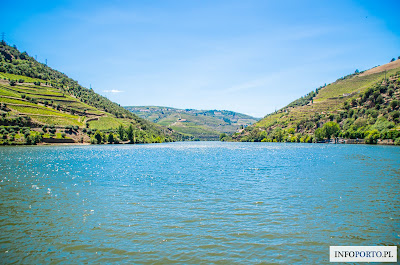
{"left": 88, "top": 124, "right": 175, "bottom": 144}
{"left": 0, "top": 125, "right": 42, "bottom": 145}
{"left": 0, "top": 122, "right": 180, "bottom": 145}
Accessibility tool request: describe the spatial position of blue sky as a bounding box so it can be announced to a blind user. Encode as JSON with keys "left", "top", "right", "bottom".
{"left": 1, "top": 0, "right": 399, "bottom": 117}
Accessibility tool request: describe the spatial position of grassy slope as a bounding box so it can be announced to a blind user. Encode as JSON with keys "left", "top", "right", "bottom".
{"left": 0, "top": 75, "right": 136, "bottom": 129}
{"left": 125, "top": 106, "right": 259, "bottom": 140}
{"left": 0, "top": 42, "right": 179, "bottom": 143}
{"left": 236, "top": 59, "right": 400, "bottom": 141}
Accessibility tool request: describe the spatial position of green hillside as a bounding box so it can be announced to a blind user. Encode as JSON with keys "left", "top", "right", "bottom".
{"left": 0, "top": 41, "right": 179, "bottom": 145}
{"left": 125, "top": 106, "right": 259, "bottom": 140}
{"left": 232, "top": 58, "right": 400, "bottom": 145}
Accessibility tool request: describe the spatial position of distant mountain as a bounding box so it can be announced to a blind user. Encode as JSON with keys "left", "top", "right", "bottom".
{"left": 124, "top": 106, "right": 260, "bottom": 140}
{"left": 233, "top": 58, "right": 400, "bottom": 145}
{"left": 0, "top": 41, "right": 179, "bottom": 144}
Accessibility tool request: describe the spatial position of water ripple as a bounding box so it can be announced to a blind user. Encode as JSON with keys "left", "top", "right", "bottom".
{"left": 0, "top": 142, "right": 399, "bottom": 264}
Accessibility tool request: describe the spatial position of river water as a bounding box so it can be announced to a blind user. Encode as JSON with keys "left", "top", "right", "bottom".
{"left": 0, "top": 142, "right": 399, "bottom": 264}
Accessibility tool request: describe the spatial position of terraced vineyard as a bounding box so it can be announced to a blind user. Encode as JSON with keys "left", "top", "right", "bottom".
{"left": 0, "top": 74, "right": 139, "bottom": 131}
{"left": 0, "top": 42, "right": 179, "bottom": 144}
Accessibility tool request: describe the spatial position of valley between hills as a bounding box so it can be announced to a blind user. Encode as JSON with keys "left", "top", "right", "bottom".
{"left": 1, "top": 40, "right": 400, "bottom": 146}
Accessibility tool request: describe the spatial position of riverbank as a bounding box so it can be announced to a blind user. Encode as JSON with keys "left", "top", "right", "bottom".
{"left": 317, "top": 138, "right": 397, "bottom": 145}
{"left": 1, "top": 139, "right": 399, "bottom": 146}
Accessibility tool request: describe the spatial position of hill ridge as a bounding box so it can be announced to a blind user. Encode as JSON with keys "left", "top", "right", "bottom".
{"left": 232, "top": 57, "right": 400, "bottom": 145}
{"left": 125, "top": 105, "right": 259, "bottom": 140}
{"left": 0, "top": 41, "right": 179, "bottom": 144}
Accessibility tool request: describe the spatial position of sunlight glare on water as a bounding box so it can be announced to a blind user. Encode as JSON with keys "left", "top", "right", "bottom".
{"left": 0, "top": 142, "right": 399, "bottom": 264}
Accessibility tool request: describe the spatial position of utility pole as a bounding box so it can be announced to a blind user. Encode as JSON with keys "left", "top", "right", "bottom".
{"left": 35, "top": 55, "right": 37, "bottom": 60}
{"left": 45, "top": 59, "right": 47, "bottom": 66}
{"left": 1, "top": 32, "right": 5, "bottom": 42}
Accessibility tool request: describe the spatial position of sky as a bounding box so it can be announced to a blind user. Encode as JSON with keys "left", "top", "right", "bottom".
{"left": 1, "top": 0, "right": 399, "bottom": 117}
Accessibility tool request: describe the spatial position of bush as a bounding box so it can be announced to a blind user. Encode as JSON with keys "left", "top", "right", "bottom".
{"left": 390, "top": 100, "right": 398, "bottom": 110}
{"left": 391, "top": 111, "right": 400, "bottom": 121}
{"left": 365, "top": 130, "right": 380, "bottom": 144}
{"left": 25, "top": 134, "right": 32, "bottom": 145}
{"left": 219, "top": 133, "right": 227, "bottom": 141}
{"left": 322, "top": 121, "right": 340, "bottom": 139}
{"left": 376, "top": 95, "right": 384, "bottom": 104}
{"left": 372, "top": 117, "right": 395, "bottom": 131}
{"left": 9, "top": 80, "right": 16, "bottom": 86}
{"left": 395, "top": 138, "right": 400, "bottom": 145}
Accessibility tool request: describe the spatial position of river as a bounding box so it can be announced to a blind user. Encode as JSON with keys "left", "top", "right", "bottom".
{"left": 0, "top": 142, "right": 399, "bottom": 264}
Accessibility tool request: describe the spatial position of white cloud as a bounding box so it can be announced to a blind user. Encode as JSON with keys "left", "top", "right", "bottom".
{"left": 103, "top": 89, "right": 123, "bottom": 93}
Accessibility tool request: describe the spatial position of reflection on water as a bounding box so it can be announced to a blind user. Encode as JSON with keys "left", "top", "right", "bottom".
{"left": 0, "top": 142, "right": 399, "bottom": 264}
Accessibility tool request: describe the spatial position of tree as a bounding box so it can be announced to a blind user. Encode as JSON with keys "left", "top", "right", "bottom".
{"left": 126, "top": 124, "right": 134, "bottom": 143}
{"left": 314, "top": 128, "right": 325, "bottom": 141}
{"left": 322, "top": 121, "right": 340, "bottom": 139}
{"left": 219, "top": 133, "right": 227, "bottom": 141}
{"left": 107, "top": 133, "right": 114, "bottom": 143}
{"left": 365, "top": 130, "right": 380, "bottom": 144}
{"left": 117, "top": 124, "right": 125, "bottom": 140}
{"left": 94, "top": 130, "right": 103, "bottom": 144}
{"left": 391, "top": 58, "right": 395, "bottom": 62}
{"left": 273, "top": 128, "right": 284, "bottom": 142}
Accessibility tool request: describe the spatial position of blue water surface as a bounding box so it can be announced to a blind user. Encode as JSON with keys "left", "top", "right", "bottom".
{"left": 0, "top": 142, "right": 399, "bottom": 264}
